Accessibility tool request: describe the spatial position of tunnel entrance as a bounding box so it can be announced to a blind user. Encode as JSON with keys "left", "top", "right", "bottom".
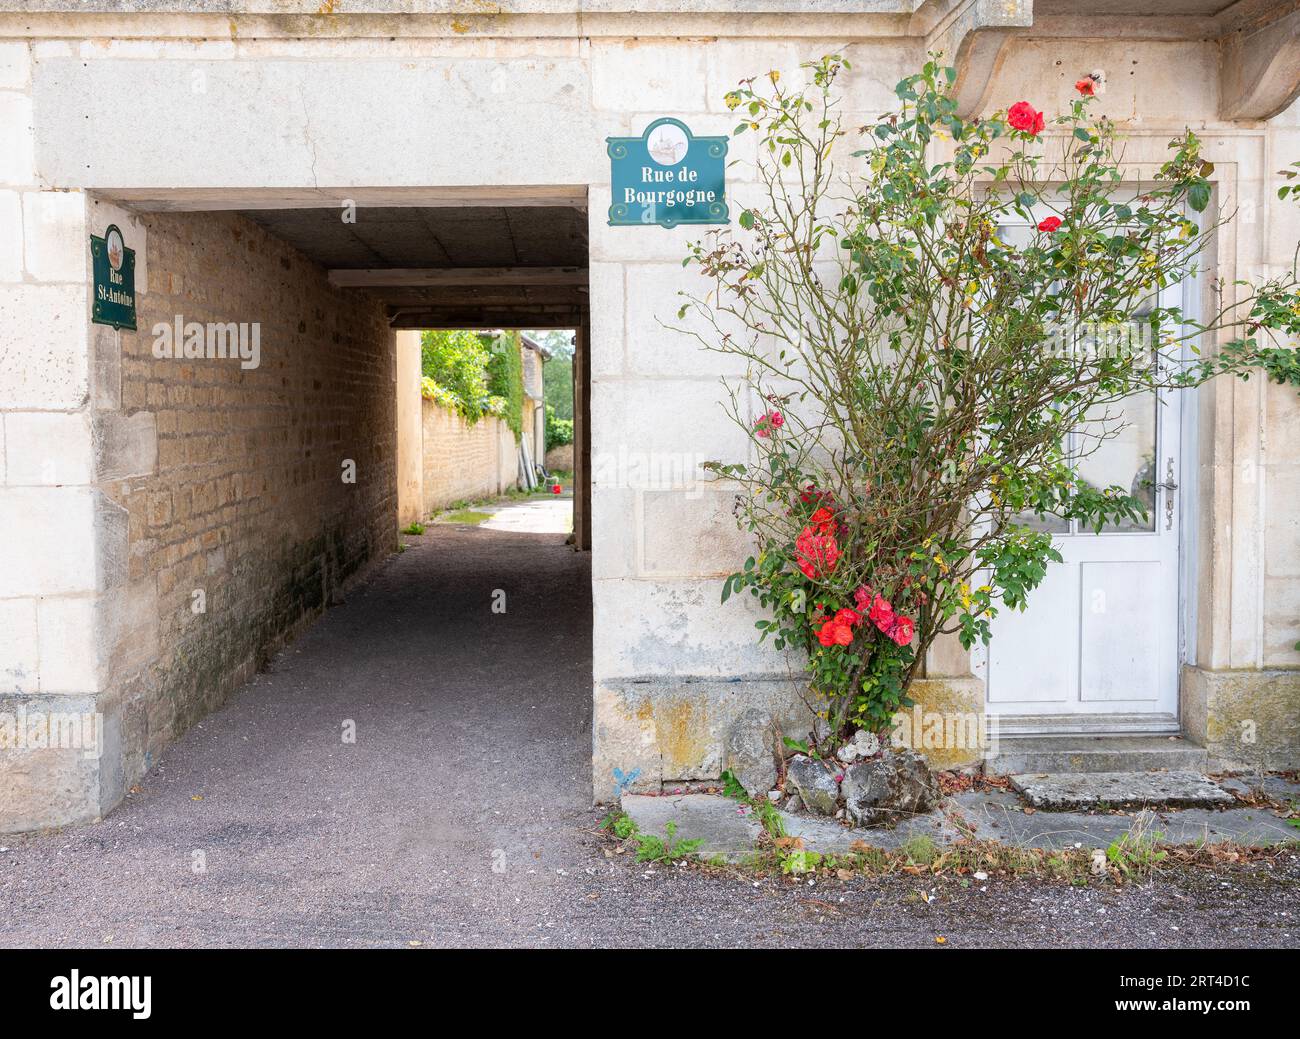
{"left": 74, "top": 190, "right": 592, "bottom": 824}
{"left": 233, "top": 198, "right": 592, "bottom": 550}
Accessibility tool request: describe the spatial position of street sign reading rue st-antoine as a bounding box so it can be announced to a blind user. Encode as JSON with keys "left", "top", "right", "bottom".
{"left": 90, "top": 223, "right": 137, "bottom": 330}
{"left": 607, "top": 118, "right": 729, "bottom": 228}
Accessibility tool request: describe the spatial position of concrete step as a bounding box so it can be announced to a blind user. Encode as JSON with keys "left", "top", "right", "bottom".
{"left": 987, "top": 734, "right": 1208, "bottom": 775}
{"left": 1009, "top": 771, "right": 1235, "bottom": 811}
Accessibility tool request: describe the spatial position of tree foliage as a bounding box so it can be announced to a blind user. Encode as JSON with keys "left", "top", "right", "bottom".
{"left": 419, "top": 329, "right": 504, "bottom": 424}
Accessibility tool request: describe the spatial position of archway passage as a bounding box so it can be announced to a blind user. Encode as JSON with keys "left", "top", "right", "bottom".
{"left": 236, "top": 198, "right": 593, "bottom": 553}
{"left": 0, "top": 191, "right": 591, "bottom": 835}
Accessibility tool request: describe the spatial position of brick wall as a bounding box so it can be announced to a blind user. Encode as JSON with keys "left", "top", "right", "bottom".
{"left": 106, "top": 210, "right": 396, "bottom": 780}
{"left": 421, "top": 401, "right": 515, "bottom": 512}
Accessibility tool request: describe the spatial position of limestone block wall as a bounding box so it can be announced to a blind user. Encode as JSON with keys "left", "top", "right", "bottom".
{"left": 0, "top": 158, "right": 397, "bottom": 828}
{"left": 0, "top": 37, "right": 112, "bottom": 829}
{"left": 587, "top": 37, "right": 921, "bottom": 797}
{"left": 110, "top": 209, "right": 396, "bottom": 785}
{"left": 420, "top": 401, "right": 515, "bottom": 513}
{"left": 1, "top": 12, "right": 1297, "bottom": 821}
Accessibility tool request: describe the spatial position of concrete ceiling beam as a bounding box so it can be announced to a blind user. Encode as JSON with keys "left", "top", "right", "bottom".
{"left": 103, "top": 187, "right": 588, "bottom": 213}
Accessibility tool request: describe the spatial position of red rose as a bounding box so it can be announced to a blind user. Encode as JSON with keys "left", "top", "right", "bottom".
{"left": 809, "top": 505, "right": 837, "bottom": 536}
{"left": 800, "top": 484, "right": 834, "bottom": 506}
{"left": 795, "top": 527, "right": 839, "bottom": 580}
{"left": 853, "top": 584, "right": 874, "bottom": 612}
{"left": 814, "top": 607, "right": 861, "bottom": 648}
{"left": 1037, "top": 216, "right": 1062, "bottom": 233}
{"left": 1007, "top": 101, "right": 1044, "bottom": 136}
{"left": 1075, "top": 77, "right": 1095, "bottom": 97}
{"left": 868, "top": 593, "right": 894, "bottom": 631}
{"left": 889, "top": 615, "right": 915, "bottom": 646}
{"left": 754, "top": 410, "right": 784, "bottom": 438}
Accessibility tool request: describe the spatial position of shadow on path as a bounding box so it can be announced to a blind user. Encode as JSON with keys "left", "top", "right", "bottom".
{"left": 1, "top": 524, "right": 592, "bottom": 947}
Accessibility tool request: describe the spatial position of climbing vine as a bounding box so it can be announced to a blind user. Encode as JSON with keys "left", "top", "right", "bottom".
{"left": 487, "top": 330, "right": 525, "bottom": 439}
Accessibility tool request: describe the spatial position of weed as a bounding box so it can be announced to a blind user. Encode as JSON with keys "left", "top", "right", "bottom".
{"left": 719, "top": 769, "right": 748, "bottom": 801}
{"left": 601, "top": 811, "right": 638, "bottom": 841}
{"left": 752, "top": 796, "right": 787, "bottom": 841}
{"left": 781, "top": 847, "right": 823, "bottom": 875}
{"left": 400, "top": 521, "right": 425, "bottom": 536}
{"left": 442, "top": 509, "right": 491, "bottom": 525}
{"left": 1106, "top": 813, "right": 1169, "bottom": 880}
{"left": 633, "top": 820, "right": 704, "bottom": 864}
{"left": 600, "top": 811, "right": 702, "bottom": 863}
{"left": 899, "top": 834, "right": 937, "bottom": 866}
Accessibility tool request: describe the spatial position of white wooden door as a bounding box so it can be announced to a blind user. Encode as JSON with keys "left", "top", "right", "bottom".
{"left": 978, "top": 224, "right": 1184, "bottom": 725}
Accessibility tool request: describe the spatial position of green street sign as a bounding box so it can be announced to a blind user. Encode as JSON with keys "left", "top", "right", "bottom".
{"left": 607, "top": 118, "right": 729, "bottom": 228}
{"left": 90, "top": 224, "right": 137, "bottom": 331}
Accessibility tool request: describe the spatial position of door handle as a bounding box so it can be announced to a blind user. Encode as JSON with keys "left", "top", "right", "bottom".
{"left": 1160, "top": 457, "right": 1178, "bottom": 531}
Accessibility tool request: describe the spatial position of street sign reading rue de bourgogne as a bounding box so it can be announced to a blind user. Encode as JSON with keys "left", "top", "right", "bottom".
{"left": 90, "top": 223, "right": 137, "bottom": 331}
{"left": 607, "top": 118, "right": 729, "bottom": 228}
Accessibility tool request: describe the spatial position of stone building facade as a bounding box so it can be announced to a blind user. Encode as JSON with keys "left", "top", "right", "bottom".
{"left": 0, "top": 1, "right": 1297, "bottom": 829}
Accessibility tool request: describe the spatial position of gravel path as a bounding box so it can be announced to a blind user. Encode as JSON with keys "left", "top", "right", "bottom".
{"left": 1, "top": 520, "right": 1296, "bottom": 948}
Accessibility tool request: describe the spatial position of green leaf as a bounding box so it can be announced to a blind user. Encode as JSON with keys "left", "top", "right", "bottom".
{"left": 739, "top": 209, "right": 755, "bottom": 230}
{"left": 1188, "top": 179, "right": 1211, "bottom": 213}
{"left": 719, "top": 770, "right": 748, "bottom": 800}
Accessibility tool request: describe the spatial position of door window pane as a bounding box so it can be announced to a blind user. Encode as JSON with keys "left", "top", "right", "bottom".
{"left": 1073, "top": 389, "right": 1157, "bottom": 532}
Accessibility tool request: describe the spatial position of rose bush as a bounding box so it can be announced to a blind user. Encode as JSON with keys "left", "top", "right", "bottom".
{"left": 684, "top": 57, "right": 1300, "bottom": 750}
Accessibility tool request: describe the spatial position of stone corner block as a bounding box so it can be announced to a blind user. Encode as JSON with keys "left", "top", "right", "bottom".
{"left": 0, "top": 691, "right": 124, "bottom": 834}
{"left": 891, "top": 676, "right": 987, "bottom": 772}
{"left": 591, "top": 675, "right": 814, "bottom": 802}
{"left": 1181, "top": 665, "right": 1300, "bottom": 770}
{"left": 93, "top": 410, "right": 158, "bottom": 482}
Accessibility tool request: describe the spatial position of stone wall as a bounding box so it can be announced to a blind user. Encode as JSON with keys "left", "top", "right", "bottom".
{"left": 0, "top": 190, "right": 397, "bottom": 830}
{"left": 2, "top": 12, "right": 1299, "bottom": 826}
{"left": 421, "top": 400, "right": 515, "bottom": 513}
{"left": 107, "top": 209, "right": 396, "bottom": 784}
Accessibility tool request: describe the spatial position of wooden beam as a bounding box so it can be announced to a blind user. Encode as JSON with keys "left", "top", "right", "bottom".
{"left": 103, "top": 185, "right": 588, "bottom": 213}
{"left": 330, "top": 266, "right": 588, "bottom": 289}
{"left": 382, "top": 288, "right": 588, "bottom": 307}
{"left": 388, "top": 308, "right": 584, "bottom": 330}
